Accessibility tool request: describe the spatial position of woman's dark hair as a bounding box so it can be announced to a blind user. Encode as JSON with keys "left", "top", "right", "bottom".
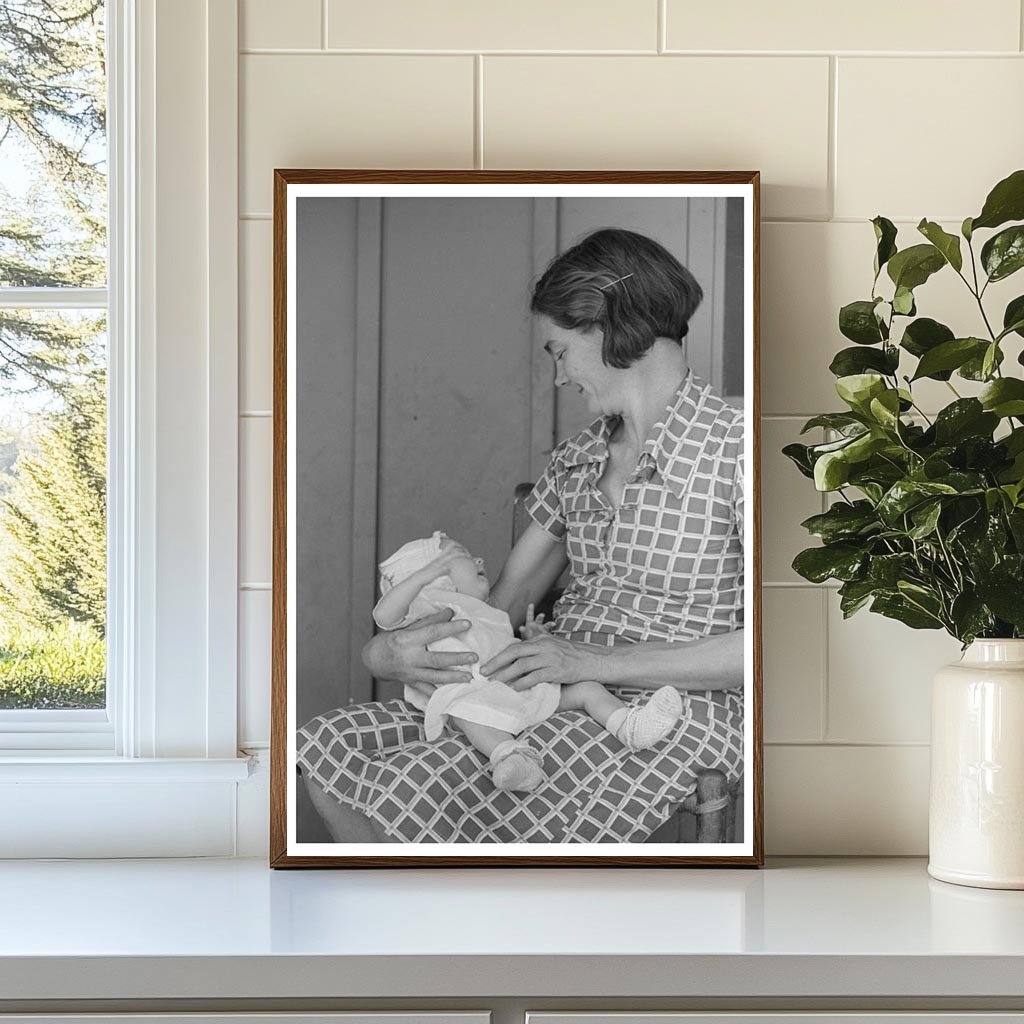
{"left": 530, "top": 227, "right": 703, "bottom": 369}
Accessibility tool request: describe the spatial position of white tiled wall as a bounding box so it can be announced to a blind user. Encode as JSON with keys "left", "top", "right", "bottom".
{"left": 236, "top": 0, "right": 1024, "bottom": 854}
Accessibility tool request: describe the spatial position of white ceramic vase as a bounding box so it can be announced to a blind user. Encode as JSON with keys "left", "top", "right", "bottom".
{"left": 929, "top": 639, "right": 1024, "bottom": 889}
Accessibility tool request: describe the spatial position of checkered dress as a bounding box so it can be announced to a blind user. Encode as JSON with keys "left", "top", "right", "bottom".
{"left": 527, "top": 370, "right": 745, "bottom": 646}
{"left": 297, "top": 372, "right": 746, "bottom": 843}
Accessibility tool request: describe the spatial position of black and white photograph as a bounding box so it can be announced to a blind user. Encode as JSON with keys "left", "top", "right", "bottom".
{"left": 273, "top": 171, "right": 762, "bottom": 866}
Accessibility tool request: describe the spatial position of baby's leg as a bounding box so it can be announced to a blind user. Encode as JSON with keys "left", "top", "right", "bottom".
{"left": 559, "top": 680, "right": 623, "bottom": 728}
{"left": 451, "top": 716, "right": 514, "bottom": 758}
{"left": 562, "top": 681, "right": 683, "bottom": 752}
{"left": 451, "top": 716, "right": 545, "bottom": 794}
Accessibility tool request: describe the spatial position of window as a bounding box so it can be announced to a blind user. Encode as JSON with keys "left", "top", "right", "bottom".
{"left": 0, "top": 0, "right": 245, "bottom": 856}
{"left": 0, "top": 0, "right": 110, "bottom": 747}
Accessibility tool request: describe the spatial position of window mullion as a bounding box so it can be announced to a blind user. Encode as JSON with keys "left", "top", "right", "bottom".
{"left": 0, "top": 287, "right": 108, "bottom": 310}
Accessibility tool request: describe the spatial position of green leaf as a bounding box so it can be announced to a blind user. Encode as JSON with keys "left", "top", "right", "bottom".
{"left": 892, "top": 286, "right": 916, "bottom": 316}
{"left": 838, "top": 578, "right": 878, "bottom": 617}
{"left": 1003, "top": 295, "right": 1024, "bottom": 339}
{"left": 887, "top": 243, "right": 946, "bottom": 291}
{"left": 800, "top": 413, "right": 866, "bottom": 435}
{"left": 856, "top": 482, "right": 886, "bottom": 504}
{"left": 792, "top": 543, "right": 866, "bottom": 584}
{"left": 911, "top": 337, "right": 988, "bottom": 380}
{"left": 971, "top": 168, "right": 1024, "bottom": 232}
{"left": 836, "top": 373, "right": 886, "bottom": 412}
{"left": 847, "top": 432, "right": 888, "bottom": 464}
{"left": 877, "top": 479, "right": 958, "bottom": 524}
{"left": 981, "top": 225, "right": 1024, "bottom": 282}
{"left": 814, "top": 450, "right": 850, "bottom": 491}
{"left": 982, "top": 341, "right": 1001, "bottom": 381}
{"left": 933, "top": 399, "right": 999, "bottom": 445}
{"left": 900, "top": 317, "right": 954, "bottom": 358}
{"left": 782, "top": 442, "right": 815, "bottom": 479}
{"left": 839, "top": 300, "right": 887, "bottom": 345}
{"left": 872, "top": 216, "right": 898, "bottom": 277}
{"left": 960, "top": 344, "right": 1004, "bottom": 381}
{"left": 829, "top": 345, "right": 899, "bottom": 378}
{"left": 1009, "top": 508, "right": 1024, "bottom": 546}
{"left": 976, "top": 577, "right": 1024, "bottom": 629}
{"left": 962, "top": 216, "right": 974, "bottom": 241}
{"left": 917, "top": 219, "right": 963, "bottom": 272}
{"left": 867, "top": 552, "right": 915, "bottom": 587}
{"left": 871, "top": 594, "right": 943, "bottom": 630}
{"left": 800, "top": 501, "right": 879, "bottom": 543}
{"left": 950, "top": 592, "right": 996, "bottom": 644}
{"left": 932, "top": 470, "right": 987, "bottom": 494}
{"left": 979, "top": 378, "right": 1024, "bottom": 418}
{"left": 868, "top": 389, "right": 902, "bottom": 430}
{"left": 908, "top": 500, "right": 943, "bottom": 540}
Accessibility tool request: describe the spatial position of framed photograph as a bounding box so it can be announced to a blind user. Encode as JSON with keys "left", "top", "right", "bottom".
{"left": 271, "top": 170, "right": 762, "bottom": 867}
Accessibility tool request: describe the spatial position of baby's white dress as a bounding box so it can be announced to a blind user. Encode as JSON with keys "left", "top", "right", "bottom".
{"left": 372, "top": 579, "right": 561, "bottom": 742}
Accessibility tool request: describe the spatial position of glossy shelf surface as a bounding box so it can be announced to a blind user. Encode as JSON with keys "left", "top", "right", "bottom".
{"left": 1, "top": 857, "right": 1023, "bottom": 1001}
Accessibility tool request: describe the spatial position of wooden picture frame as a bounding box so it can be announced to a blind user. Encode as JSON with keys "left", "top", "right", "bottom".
{"left": 271, "top": 170, "right": 762, "bottom": 867}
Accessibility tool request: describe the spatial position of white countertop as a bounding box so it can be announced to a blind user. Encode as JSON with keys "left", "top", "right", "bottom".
{"left": 1, "top": 857, "right": 1023, "bottom": 1001}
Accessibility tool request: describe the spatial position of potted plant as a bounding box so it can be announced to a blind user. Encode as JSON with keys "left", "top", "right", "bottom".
{"left": 785, "top": 169, "right": 1024, "bottom": 889}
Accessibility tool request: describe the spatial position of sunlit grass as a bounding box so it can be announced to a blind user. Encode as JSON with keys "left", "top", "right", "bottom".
{"left": 0, "top": 620, "right": 105, "bottom": 709}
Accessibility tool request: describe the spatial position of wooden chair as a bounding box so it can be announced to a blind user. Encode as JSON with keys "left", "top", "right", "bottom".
{"left": 513, "top": 482, "right": 737, "bottom": 843}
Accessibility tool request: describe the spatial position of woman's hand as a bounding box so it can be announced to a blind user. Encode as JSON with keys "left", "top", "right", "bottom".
{"left": 361, "top": 608, "right": 476, "bottom": 689}
{"left": 480, "top": 634, "right": 603, "bottom": 691}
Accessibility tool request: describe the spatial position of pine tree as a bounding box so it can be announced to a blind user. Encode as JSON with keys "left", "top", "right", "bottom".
{"left": 0, "top": 1, "right": 106, "bottom": 649}
{"left": 0, "top": 0, "right": 106, "bottom": 393}
{"left": 0, "top": 368, "right": 105, "bottom": 633}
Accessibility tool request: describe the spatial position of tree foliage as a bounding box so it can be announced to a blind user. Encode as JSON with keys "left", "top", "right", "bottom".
{"left": 786, "top": 170, "right": 1024, "bottom": 645}
{"left": 0, "top": 0, "right": 106, "bottom": 395}
{"left": 0, "top": 368, "right": 105, "bottom": 633}
{"left": 0, "top": 1, "right": 106, "bottom": 653}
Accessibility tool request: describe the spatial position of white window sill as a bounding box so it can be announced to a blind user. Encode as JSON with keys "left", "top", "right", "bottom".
{"left": 0, "top": 754, "right": 252, "bottom": 782}
{"left": 0, "top": 755, "right": 256, "bottom": 857}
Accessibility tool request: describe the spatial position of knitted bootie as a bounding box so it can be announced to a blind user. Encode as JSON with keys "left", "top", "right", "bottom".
{"left": 606, "top": 685, "right": 683, "bottom": 752}
{"left": 489, "top": 739, "right": 546, "bottom": 794}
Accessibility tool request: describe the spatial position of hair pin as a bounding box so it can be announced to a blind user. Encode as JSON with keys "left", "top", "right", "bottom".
{"left": 598, "top": 273, "right": 634, "bottom": 291}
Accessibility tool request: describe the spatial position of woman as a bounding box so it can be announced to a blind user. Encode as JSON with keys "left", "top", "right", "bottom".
{"left": 300, "top": 227, "right": 745, "bottom": 843}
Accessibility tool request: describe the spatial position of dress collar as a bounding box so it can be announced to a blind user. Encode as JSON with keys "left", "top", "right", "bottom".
{"left": 553, "top": 371, "right": 712, "bottom": 499}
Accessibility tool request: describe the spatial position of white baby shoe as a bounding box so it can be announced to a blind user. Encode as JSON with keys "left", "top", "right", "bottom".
{"left": 607, "top": 685, "right": 683, "bottom": 752}
{"left": 489, "top": 739, "right": 546, "bottom": 794}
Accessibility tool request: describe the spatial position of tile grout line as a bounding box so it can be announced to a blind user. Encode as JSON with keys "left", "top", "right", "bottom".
{"left": 474, "top": 55, "right": 484, "bottom": 169}
{"left": 820, "top": 588, "right": 830, "bottom": 743}
{"left": 1021, "top": 0, "right": 1024, "bottom": 51}
{"left": 766, "top": 740, "right": 931, "bottom": 748}
{"left": 657, "top": 0, "right": 666, "bottom": 53}
{"left": 237, "top": 47, "right": 1024, "bottom": 57}
{"left": 321, "top": 0, "right": 328, "bottom": 50}
{"left": 827, "top": 55, "right": 838, "bottom": 221}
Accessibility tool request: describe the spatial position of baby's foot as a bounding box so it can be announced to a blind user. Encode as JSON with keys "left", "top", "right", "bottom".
{"left": 489, "top": 739, "right": 546, "bottom": 793}
{"left": 608, "top": 686, "right": 683, "bottom": 752}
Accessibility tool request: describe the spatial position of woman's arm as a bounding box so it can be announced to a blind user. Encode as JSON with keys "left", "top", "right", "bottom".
{"left": 488, "top": 521, "right": 568, "bottom": 630}
{"left": 480, "top": 628, "right": 745, "bottom": 692}
{"left": 588, "top": 629, "right": 744, "bottom": 690}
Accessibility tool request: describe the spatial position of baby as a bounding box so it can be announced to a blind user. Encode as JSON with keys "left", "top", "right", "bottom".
{"left": 373, "top": 531, "right": 683, "bottom": 794}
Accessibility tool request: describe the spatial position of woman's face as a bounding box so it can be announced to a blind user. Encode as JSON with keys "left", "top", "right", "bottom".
{"left": 539, "top": 316, "right": 619, "bottom": 415}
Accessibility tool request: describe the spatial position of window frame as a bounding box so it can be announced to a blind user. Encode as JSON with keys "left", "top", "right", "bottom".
{"left": 0, "top": 0, "right": 247, "bottom": 856}
{"left": 0, "top": 3, "right": 116, "bottom": 749}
